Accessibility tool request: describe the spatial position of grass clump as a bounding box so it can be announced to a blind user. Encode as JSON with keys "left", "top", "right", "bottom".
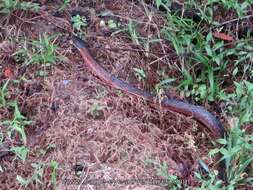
{"left": 0, "top": 0, "right": 39, "bottom": 14}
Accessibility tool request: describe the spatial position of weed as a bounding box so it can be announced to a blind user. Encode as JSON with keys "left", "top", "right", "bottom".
{"left": 226, "top": 40, "right": 253, "bottom": 78}
{"left": 87, "top": 101, "right": 105, "bottom": 118}
{"left": 58, "top": 0, "right": 70, "bottom": 11}
{"left": 206, "top": 80, "right": 253, "bottom": 188}
{"left": 133, "top": 67, "right": 146, "bottom": 81}
{"left": 10, "top": 145, "right": 29, "bottom": 162}
{"left": 161, "top": 7, "right": 253, "bottom": 102}
{"left": 219, "top": 80, "right": 253, "bottom": 125}
{"left": 16, "top": 160, "right": 59, "bottom": 188}
{"left": 0, "top": 0, "right": 39, "bottom": 14}
{"left": 17, "top": 162, "right": 45, "bottom": 188}
{"left": 156, "top": 161, "right": 182, "bottom": 190}
{"left": 50, "top": 160, "right": 59, "bottom": 188}
{"left": 0, "top": 80, "right": 9, "bottom": 108}
{"left": 207, "top": 0, "right": 253, "bottom": 18}
{"left": 38, "top": 143, "right": 56, "bottom": 156}
{"left": 13, "top": 34, "right": 63, "bottom": 68}
{"left": 2, "top": 101, "right": 32, "bottom": 144}
{"left": 194, "top": 171, "right": 224, "bottom": 190}
{"left": 162, "top": 15, "right": 223, "bottom": 101}
{"left": 141, "top": 1, "right": 164, "bottom": 57}
{"left": 107, "top": 19, "right": 118, "bottom": 29}
{"left": 209, "top": 125, "right": 253, "bottom": 188}
{"left": 155, "top": 78, "right": 176, "bottom": 94}
{"left": 155, "top": 0, "right": 171, "bottom": 12}
{"left": 71, "top": 15, "right": 87, "bottom": 31}
{"left": 71, "top": 14, "right": 88, "bottom": 39}
{"left": 143, "top": 159, "right": 182, "bottom": 189}
{"left": 127, "top": 20, "right": 140, "bottom": 45}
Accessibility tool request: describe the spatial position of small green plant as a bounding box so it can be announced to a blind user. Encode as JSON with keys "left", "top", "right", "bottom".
{"left": 0, "top": 80, "right": 9, "bottom": 108}
{"left": 38, "top": 143, "right": 56, "bottom": 156}
{"left": 71, "top": 15, "right": 87, "bottom": 31}
{"left": 13, "top": 34, "right": 63, "bottom": 67}
{"left": 219, "top": 80, "right": 253, "bottom": 125}
{"left": 107, "top": 19, "right": 118, "bottom": 29}
{"left": 162, "top": 15, "right": 223, "bottom": 101}
{"left": 10, "top": 146, "right": 29, "bottom": 162}
{"left": 155, "top": 0, "right": 171, "bottom": 12}
{"left": 2, "top": 101, "right": 32, "bottom": 144}
{"left": 0, "top": 0, "right": 40, "bottom": 14}
{"left": 16, "top": 175, "right": 30, "bottom": 187}
{"left": 209, "top": 125, "right": 253, "bottom": 189}
{"left": 162, "top": 13, "right": 198, "bottom": 56}
{"left": 87, "top": 101, "right": 105, "bottom": 118}
{"left": 155, "top": 78, "right": 176, "bottom": 93}
{"left": 133, "top": 68, "right": 146, "bottom": 81}
{"left": 184, "top": 117, "right": 253, "bottom": 189}
{"left": 17, "top": 162, "right": 45, "bottom": 188}
{"left": 58, "top": 0, "right": 70, "bottom": 11}
{"left": 127, "top": 20, "right": 140, "bottom": 45}
{"left": 207, "top": 0, "right": 253, "bottom": 17}
{"left": 219, "top": 134, "right": 252, "bottom": 185}
{"left": 143, "top": 159, "right": 182, "bottom": 189}
{"left": 50, "top": 160, "right": 59, "bottom": 188}
{"left": 156, "top": 161, "right": 182, "bottom": 190}
{"left": 195, "top": 171, "right": 224, "bottom": 190}
{"left": 161, "top": 7, "right": 253, "bottom": 103}
{"left": 16, "top": 161, "right": 59, "bottom": 188}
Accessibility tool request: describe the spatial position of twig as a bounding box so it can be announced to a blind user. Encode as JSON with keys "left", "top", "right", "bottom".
{"left": 38, "top": 10, "right": 72, "bottom": 32}
{"left": 211, "top": 14, "right": 253, "bottom": 31}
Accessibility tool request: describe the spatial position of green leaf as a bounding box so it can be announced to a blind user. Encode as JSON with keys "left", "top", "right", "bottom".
{"left": 219, "top": 147, "right": 229, "bottom": 157}
{"left": 155, "top": 0, "right": 162, "bottom": 8}
{"left": 213, "top": 41, "right": 224, "bottom": 51}
{"left": 198, "top": 159, "right": 210, "bottom": 173}
{"left": 50, "top": 160, "right": 59, "bottom": 188}
{"left": 206, "top": 32, "right": 213, "bottom": 42}
{"left": 133, "top": 68, "right": 146, "bottom": 80}
{"left": 108, "top": 20, "right": 117, "bottom": 29}
{"left": 205, "top": 45, "right": 213, "bottom": 57}
{"left": 198, "top": 84, "right": 207, "bottom": 99}
{"left": 71, "top": 15, "right": 87, "bottom": 31}
{"left": 208, "top": 148, "right": 220, "bottom": 157}
{"left": 216, "top": 138, "right": 227, "bottom": 145}
{"left": 232, "top": 67, "right": 238, "bottom": 76}
{"left": 208, "top": 67, "right": 215, "bottom": 101}
{"left": 10, "top": 146, "right": 29, "bottom": 162}
{"left": 238, "top": 156, "right": 253, "bottom": 174}
{"left": 194, "top": 53, "right": 209, "bottom": 66}
{"left": 17, "top": 175, "right": 30, "bottom": 187}
{"left": 155, "top": 78, "right": 176, "bottom": 91}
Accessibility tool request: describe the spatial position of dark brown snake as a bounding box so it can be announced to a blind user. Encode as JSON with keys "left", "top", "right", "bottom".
{"left": 72, "top": 36, "right": 226, "bottom": 180}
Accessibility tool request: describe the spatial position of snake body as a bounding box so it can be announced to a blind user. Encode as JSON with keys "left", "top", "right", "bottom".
{"left": 72, "top": 35, "right": 227, "bottom": 181}
{"left": 72, "top": 36, "right": 225, "bottom": 138}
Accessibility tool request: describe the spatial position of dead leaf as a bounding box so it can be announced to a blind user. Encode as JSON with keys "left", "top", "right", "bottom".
{"left": 212, "top": 31, "right": 234, "bottom": 42}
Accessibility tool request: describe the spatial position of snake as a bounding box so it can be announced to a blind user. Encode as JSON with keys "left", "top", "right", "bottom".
{"left": 72, "top": 36, "right": 225, "bottom": 137}
{"left": 72, "top": 35, "right": 226, "bottom": 180}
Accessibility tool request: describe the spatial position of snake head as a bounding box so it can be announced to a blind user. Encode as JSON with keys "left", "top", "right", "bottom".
{"left": 72, "top": 35, "right": 88, "bottom": 49}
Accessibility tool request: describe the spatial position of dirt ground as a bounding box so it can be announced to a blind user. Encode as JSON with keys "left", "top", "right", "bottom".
{"left": 0, "top": 1, "right": 222, "bottom": 189}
